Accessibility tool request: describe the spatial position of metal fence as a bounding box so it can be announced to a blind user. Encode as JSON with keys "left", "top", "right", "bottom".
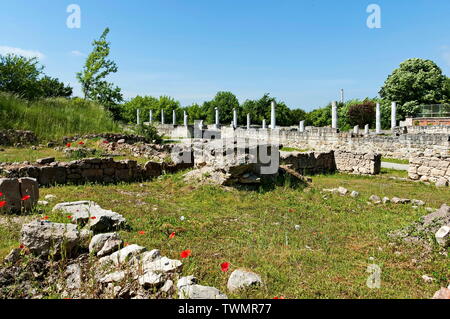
{"left": 418, "top": 104, "right": 450, "bottom": 118}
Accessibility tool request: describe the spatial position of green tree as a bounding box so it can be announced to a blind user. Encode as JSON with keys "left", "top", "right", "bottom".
{"left": 0, "top": 54, "right": 72, "bottom": 99}
{"left": 347, "top": 101, "right": 376, "bottom": 128}
{"left": 444, "top": 77, "right": 450, "bottom": 102}
{"left": 0, "top": 54, "right": 43, "bottom": 99}
{"left": 184, "top": 103, "right": 206, "bottom": 123}
{"left": 37, "top": 76, "right": 73, "bottom": 98}
{"left": 203, "top": 91, "right": 240, "bottom": 125}
{"left": 241, "top": 93, "right": 299, "bottom": 126}
{"left": 121, "top": 95, "right": 180, "bottom": 124}
{"left": 77, "top": 28, "right": 123, "bottom": 116}
{"left": 379, "top": 58, "right": 447, "bottom": 118}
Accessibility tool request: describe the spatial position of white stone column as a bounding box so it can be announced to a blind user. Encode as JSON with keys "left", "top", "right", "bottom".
{"left": 247, "top": 114, "right": 251, "bottom": 130}
{"left": 233, "top": 108, "right": 237, "bottom": 129}
{"left": 364, "top": 124, "right": 369, "bottom": 135}
{"left": 172, "top": 110, "right": 176, "bottom": 125}
{"left": 262, "top": 119, "right": 266, "bottom": 129}
{"left": 215, "top": 107, "right": 220, "bottom": 128}
{"left": 331, "top": 101, "right": 338, "bottom": 129}
{"left": 299, "top": 121, "right": 305, "bottom": 132}
{"left": 183, "top": 111, "right": 188, "bottom": 126}
{"left": 149, "top": 110, "right": 153, "bottom": 124}
{"left": 270, "top": 101, "right": 276, "bottom": 129}
{"left": 375, "top": 103, "right": 381, "bottom": 133}
{"left": 161, "top": 109, "right": 165, "bottom": 125}
{"left": 137, "top": 109, "right": 141, "bottom": 125}
{"left": 353, "top": 125, "right": 359, "bottom": 134}
{"left": 391, "top": 102, "right": 397, "bottom": 130}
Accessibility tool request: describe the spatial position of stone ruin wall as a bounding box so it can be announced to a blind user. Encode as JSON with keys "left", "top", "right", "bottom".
{"left": 280, "top": 150, "right": 380, "bottom": 175}
{"left": 4, "top": 157, "right": 193, "bottom": 187}
{"left": 224, "top": 127, "right": 449, "bottom": 160}
{"left": 0, "top": 130, "right": 38, "bottom": 146}
{"left": 408, "top": 154, "right": 450, "bottom": 187}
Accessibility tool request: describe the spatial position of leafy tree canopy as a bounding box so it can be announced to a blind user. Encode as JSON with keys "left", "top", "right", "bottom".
{"left": 379, "top": 58, "right": 447, "bottom": 116}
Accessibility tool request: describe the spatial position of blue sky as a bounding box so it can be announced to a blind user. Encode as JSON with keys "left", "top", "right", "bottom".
{"left": 1, "top": 0, "right": 449, "bottom": 110}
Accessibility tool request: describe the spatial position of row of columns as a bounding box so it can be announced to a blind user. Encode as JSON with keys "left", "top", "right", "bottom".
{"left": 136, "top": 101, "right": 398, "bottom": 132}
{"left": 332, "top": 101, "right": 397, "bottom": 133}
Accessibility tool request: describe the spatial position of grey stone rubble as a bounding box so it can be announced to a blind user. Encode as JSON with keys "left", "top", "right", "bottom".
{"left": 227, "top": 269, "right": 263, "bottom": 292}
{"left": 408, "top": 154, "right": 450, "bottom": 187}
{"left": 53, "top": 201, "right": 127, "bottom": 233}
{"left": 20, "top": 220, "right": 86, "bottom": 257}
{"left": 390, "top": 204, "right": 450, "bottom": 248}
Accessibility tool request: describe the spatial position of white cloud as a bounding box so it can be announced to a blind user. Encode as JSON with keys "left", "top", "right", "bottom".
{"left": 0, "top": 46, "right": 45, "bottom": 59}
{"left": 70, "top": 50, "right": 86, "bottom": 57}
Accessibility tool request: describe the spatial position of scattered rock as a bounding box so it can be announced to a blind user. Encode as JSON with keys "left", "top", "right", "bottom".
{"left": 369, "top": 195, "right": 381, "bottom": 204}
{"left": 36, "top": 157, "right": 55, "bottom": 165}
{"left": 142, "top": 256, "right": 183, "bottom": 274}
{"left": 227, "top": 269, "right": 263, "bottom": 292}
{"left": 435, "top": 226, "right": 450, "bottom": 247}
{"left": 21, "top": 220, "right": 82, "bottom": 257}
{"left": 138, "top": 272, "right": 164, "bottom": 289}
{"left": 89, "top": 233, "right": 122, "bottom": 256}
{"left": 411, "top": 199, "right": 425, "bottom": 206}
{"left": 179, "top": 284, "right": 228, "bottom": 299}
{"left": 109, "top": 244, "right": 146, "bottom": 266}
{"left": 391, "top": 197, "right": 411, "bottom": 204}
{"left": 382, "top": 197, "right": 390, "bottom": 204}
{"left": 350, "top": 191, "right": 359, "bottom": 198}
{"left": 435, "top": 178, "right": 448, "bottom": 188}
{"left": 100, "top": 271, "right": 126, "bottom": 284}
{"left": 53, "top": 201, "right": 127, "bottom": 233}
{"left": 422, "top": 275, "right": 434, "bottom": 283}
{"left": 432, "top": 287, "right": 450, "bottom": 299}
{"left": 37, "top": 200, "right": 49, "bottom": 206}
{"left": 44, "top": 194, "right": 57, "bottom": 200}
{"left": 65, "top": 263, "right": 82, "bottom": 290}
{"left": 337, "top": 187, "right": 348, "bottom": 196}
{"left": 177, "top": 276, "right": 198, "bottom": 290}
{"left": 4, "top": 248, "right": 22, "bottom": 264}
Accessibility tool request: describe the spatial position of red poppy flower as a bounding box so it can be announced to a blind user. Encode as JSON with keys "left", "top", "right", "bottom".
{"left": 78, "top": 141, "right": 85, "bottom": 145}
{"left": 138, "top": 231, "right": 145, "bottom": 235}
{"left": 66, "top": 143, "right": 71, "bottom": 147}
{"left": 67, "top": 215, "right": 72, "bottom": 219}
{"left": 21, "top": 195, "right": 31, "bottom": 201}
{"left": 288, "top": 208, "right": 295, "bottom": 213}
{"left": 90, "top": 216, "right": 96, "bottom": 220}
{"left": 41, "top": 216, "right": 49, "bottom": 220}
{"left": 273, "top": 296, "right": 285, "bottom": 299}
{"left": 180, "top": 249, "right": 191, "bottom": 259}
{"left": 103, "top": 140, "right": 109, "bottom": 144}
{"left": 0, "top": 192, "right": 3, "bottom": 197}
{"left": 19, "top": 244, "right": 25, "bottom": 249}
{"left": 220, "top": 262, "right": 230, "bottom": 272}
{"left": 0, "top": 201, "right": 6, "bottom": 208}
{"left": 124, "top": 242, "right": 129, "bottom": 247}
{"left": 169, "top": 232, "right": 176, "bottom": 239}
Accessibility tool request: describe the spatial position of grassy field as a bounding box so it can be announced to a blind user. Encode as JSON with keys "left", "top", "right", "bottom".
{"left": 0, "top": 93, "right": 122, "bottom": 141}
{"left": 0, "top": 169, "right": 448, "bottom": 299}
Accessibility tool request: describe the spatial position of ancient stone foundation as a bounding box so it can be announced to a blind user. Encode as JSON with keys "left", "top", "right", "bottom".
{"left": 334, "top": 151, "right": 381, "bottom": 175}
{"left": 0, "top": 130, "right": 38, "bottom": 146}
{"left": 4, "top": 157, "right": 193, "bottom": 186}
{"left": 408, "top": 154, "right": 450, "bottom": 187}
{"left": 0, "top": 177, "right": 39, "bottom": 213}
{"left": 280, "top": 150, "right": 381, "bottom": 175}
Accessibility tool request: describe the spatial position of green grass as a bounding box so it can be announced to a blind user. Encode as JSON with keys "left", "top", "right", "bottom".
{"left": 0, "top": 93, "right": 122, "bottom": 142}
{"left": 1, "top": 171, "right": 448, "bottom": 299}
{"left": 380, "top": 168, "right": 408, "bottom": 178}
{"left": 280, "top": 147, "right": 310, "bottom": 152}
{"left": 382, "top": 158, "right": 410, "bottom": 165}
